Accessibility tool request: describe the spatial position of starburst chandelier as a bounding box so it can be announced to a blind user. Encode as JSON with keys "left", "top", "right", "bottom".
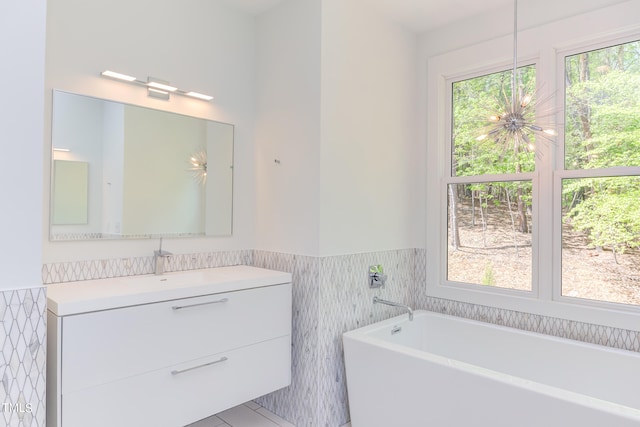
{"left": 189, "top": 151, "right": 207, "bottom": 184}
{"left": 476, "top": 0, "right": 556, "bottom": 152}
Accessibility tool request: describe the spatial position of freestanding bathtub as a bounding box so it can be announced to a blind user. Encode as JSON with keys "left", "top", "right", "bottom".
{"left": 343, "top": 310, "right": 640, "bottom": 427}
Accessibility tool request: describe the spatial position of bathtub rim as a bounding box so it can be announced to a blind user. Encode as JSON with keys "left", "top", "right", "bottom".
{"left": 345, "top": 309, "right": 640, "bottom": 357}
{"left": 343, "top": 310, "right": 640, "bottom": 422}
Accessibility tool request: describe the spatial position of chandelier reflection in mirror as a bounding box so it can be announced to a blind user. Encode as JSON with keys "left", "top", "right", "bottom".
{"left": 476, "top": 0, "right": 556, "bottom": 156}
{"left": 189, "top": 151, "right": 207, "bottom": 184}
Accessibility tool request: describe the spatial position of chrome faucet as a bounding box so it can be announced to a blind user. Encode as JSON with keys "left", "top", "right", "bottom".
{"left": 373, "top": 296, "right": 414, "bottom": 321}
{"left": 369, "top": 265, "right": 388, "bottom": 288}
{"left": 154, "top": 238, "right": 172, "bottom": 275}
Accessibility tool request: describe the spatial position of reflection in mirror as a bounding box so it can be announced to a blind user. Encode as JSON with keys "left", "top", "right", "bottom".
{"left": 52, "top": 160, "right": 89, "bottom": 225}
{"left": 50, "top": 90, "right": 233, "bottom": 241}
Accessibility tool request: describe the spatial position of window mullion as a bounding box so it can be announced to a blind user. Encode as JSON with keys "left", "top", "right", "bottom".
{"left": 448, "top": 172, "right": 536, "bottom": 185}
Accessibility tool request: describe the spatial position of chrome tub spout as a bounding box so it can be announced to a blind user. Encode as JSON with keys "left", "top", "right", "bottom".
{"left": 373, "top": 296, "right": 414, "bottom": 321}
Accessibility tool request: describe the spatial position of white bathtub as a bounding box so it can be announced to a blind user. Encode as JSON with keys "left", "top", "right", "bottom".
{"left": 343, "top": 310, "right": 640, "bottom": 427}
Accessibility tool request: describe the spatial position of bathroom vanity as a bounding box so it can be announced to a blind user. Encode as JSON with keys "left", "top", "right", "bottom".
{"left": 46, "top": 265, "right": 292, "bottom": 427}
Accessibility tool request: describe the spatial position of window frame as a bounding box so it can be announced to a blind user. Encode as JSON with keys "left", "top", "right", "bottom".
{"left": 425, "top": 14, "right": 640, "bottom": 331}
{"left": 553, "top": 34, "right": 640, "bottom": 311}
{"left": 446, "top": 61, "right": 539, "bottom": 296}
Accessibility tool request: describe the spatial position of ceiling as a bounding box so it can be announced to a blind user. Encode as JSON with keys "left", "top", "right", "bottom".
{"left": 225, "top": 0, "right": 629, "bottom": 33}
{"left": 225, "top": 0, "right": 514, "bottom": 33}
{"left": 366, "top": 0, "right": 515, "bottom": 33}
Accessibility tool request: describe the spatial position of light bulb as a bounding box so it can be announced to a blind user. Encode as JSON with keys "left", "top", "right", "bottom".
{"left": 185, "top": 92, "right": 213, "bottom": 101}
{"left": 101, "top": 70, "right": 137, "bottom": 82}
{"left": 147, "top": 81, "right": 178, "bottom": 92}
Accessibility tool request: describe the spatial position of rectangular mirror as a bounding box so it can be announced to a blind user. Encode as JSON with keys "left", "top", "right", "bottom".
{"left": 52, "top": 160, "right": 89, "bottom": 225}
{"left": 50, "top": 90, "right": 234, "bottom": 241}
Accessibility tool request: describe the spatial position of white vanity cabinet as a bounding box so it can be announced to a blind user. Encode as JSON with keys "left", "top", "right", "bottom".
{"left": 46, "top": 265, "right": 292, "bottom": 427}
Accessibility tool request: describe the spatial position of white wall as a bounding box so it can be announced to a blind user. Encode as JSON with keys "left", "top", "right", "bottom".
{"left": 255, "top": 0, "right": 420, "bottom": 256}
{"left": 44, "top": 0, "right": 257, "bottom": 262}
{"left": 254, "top": 0, "right": 323, "bottom": 255}
{"left": 252, "top": 0, "right": 631, "bottom": 259}
{"left": 51, "top": 93, "right": 105, "bottom": 235}
{"left": 0, "top": 0, "right": 46, "bottom": 290}
{"left": 319, "top": 0, "right": 420, "bottom": 255}
{"left": 46, "top": 0, "right": 420, "bottom": 261}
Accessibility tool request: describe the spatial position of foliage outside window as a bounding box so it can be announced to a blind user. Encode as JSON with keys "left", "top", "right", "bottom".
{"left": 448, "top": 66, "right": 536, "bottom": 291}
{"left": 447, "top": 41, "right": 640, "bottom": 306}
{"left": 561, "top": 41, "right": 640, "bottom": 305}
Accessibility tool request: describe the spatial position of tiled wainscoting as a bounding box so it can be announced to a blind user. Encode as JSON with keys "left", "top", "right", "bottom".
{"left": 413, "top": 251, "right": 640, "bottom": 352}
{"left": 420, "top": 295, "right": 640, "bottom": 351}
{"left": 0, "top": 287, "right": 47, "bottom": 427}
{"left": 253, "top": 249, "right": 418, "bottom": 427}
{"left": 41, "top": 250, "right": 254, "bottom": 284}
{"left": 37, "top": 248, "right": 640, "bottom": 427}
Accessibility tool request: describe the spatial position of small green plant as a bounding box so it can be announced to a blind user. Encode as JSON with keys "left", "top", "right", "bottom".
{"left": 482, "top": 263, "right": 496, "bottom": 286}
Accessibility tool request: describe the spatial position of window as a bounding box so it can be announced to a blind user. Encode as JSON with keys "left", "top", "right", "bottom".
{"left": 560, "top": 41, "right": 640, "bottom": 305}
{"left": 446, "top": 41, "right": 640, "bottom": 305}
{"left": 449, "top": 66, "right": 536, "bottom": 292}
{"left": 426, "top": 15, "right": 640, "bottom": 329}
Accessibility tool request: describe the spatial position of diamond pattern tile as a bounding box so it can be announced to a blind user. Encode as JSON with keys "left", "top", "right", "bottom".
{"left": 42, "top": 250, "right": 253, "bottom": 284}
{"left": 254, "top": 249, "right": 416, "bottom": 427}
{"left": 35, "top": 247, "right": 640, "bottom": 427}
{"left": 253, "top": 251, "right": 320, "bottom": 427}
{"left": 0, "top": 287, "right": 46, "bottom": 427}
{"left": 50, "top": 232, "right": 103, "bottom": 241}
{"left": 317, "top": 250, "right": 415, "bottom": 426}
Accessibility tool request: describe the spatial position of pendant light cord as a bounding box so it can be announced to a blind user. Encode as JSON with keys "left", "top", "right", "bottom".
{"left": 512, "top": 0, "right": 518, "bottom": 109}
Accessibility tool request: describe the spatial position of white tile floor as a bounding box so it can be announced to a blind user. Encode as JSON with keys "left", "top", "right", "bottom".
{"left": 186, "top": 402, "right": 351, "bottom": 427}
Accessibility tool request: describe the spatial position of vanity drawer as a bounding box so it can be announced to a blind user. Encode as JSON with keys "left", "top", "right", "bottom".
{"left": 61, "top": 283, "right": 291, "bottom": 393}
{"left": 61, "top": 335, "right": 291, "bottom": 427}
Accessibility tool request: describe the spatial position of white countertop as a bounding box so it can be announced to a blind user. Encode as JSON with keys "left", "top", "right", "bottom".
{"left": 46, "top": 265, "right": 292, "bottom": 316}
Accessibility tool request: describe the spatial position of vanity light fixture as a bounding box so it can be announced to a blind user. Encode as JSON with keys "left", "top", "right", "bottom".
{"left": 100, "top": 70, "right": 214, "bottom": 102}
{"left": 53, "top": 148, "right": 71, "bottom": 152}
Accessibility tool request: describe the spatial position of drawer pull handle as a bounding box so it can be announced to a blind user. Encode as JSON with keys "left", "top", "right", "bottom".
{"left": 172, "top": 298, "right": 229, "bottom": 310}
{"left": 171, "top": 356, "right": 228, "bottom": 375}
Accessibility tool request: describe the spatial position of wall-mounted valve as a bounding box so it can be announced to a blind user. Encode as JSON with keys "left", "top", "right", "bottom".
{"left": 369, "top": 265, "right": 388, "bottom": 288}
